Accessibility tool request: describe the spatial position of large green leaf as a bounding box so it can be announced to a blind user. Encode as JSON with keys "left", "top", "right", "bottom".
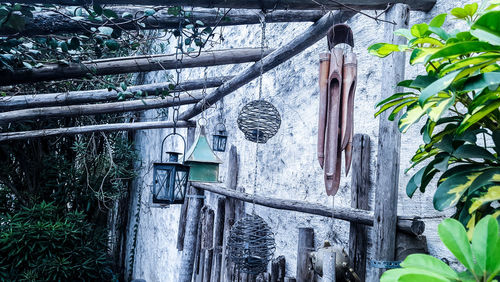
{"left": 471, "top": 11, "right": 500, "bottom": 46}
{"left": 440, "top": 54, "right": 500, "bottom": 76}
{"left": 368, "top": 43, "right": 401, "bottom": 58}
{"left": 469, "top": 185, "right": 500, "bottom": 213}
{"left": 471, "top": 215, "right": 500, "bottom": 277}
{"left": 400, "top": 254, "right": 458, "bottom": 280}
{"left": 389, "top": 100, "right": 416, "bottom": 121}
{"left": 376, "top": 92, "right": 416, "bottom": 108}
{"left": 410, "top": 48, "right": 440, "bottom": 65}
{"left": 429, "top": 14, "right": 447, "bottom": 28}
{"left": 434, "top": 170, "right": 482, "bottom": 211}
{"left": 426, "top": 42, "right": 500, "bottom": 64}
{"left": 438, "top": 218, "right": 476, "bottom": 274}
{"left": 467, "top": 168, "right": 500, "bottom": 196}
{"left": 457, "top": 99, "right": 500, "bottom": 134}
{"left": 407, "top": 167, "right": 426, "bottom": 198}
{"left": 375, "top": 97, "right": 416, "bottom": 117}
{"left": 463, "top": 72, "right": 500, "bottom": 92}
{"left": 419, "top": 71, "right": 460, "bottom": 105}
{"left": 427, "top": 94, "right": 455, "bottom": 121}
{"left": 453, "top": 144, "right": 497, "bottom": 161}
{"left": 399, "top": 103, "right": 429, "bottom": 133}
{"left": 380, "top": 268, "right": 450, "bottom": 282}
{"left": 469, "top": 89, "right": 500, "bottom": 112}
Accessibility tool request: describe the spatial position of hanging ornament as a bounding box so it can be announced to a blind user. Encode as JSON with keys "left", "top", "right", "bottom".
{"left": 212, "top": 123, "right": 228, "bottom": 152}
{"left": 226, "top": 213, "right": 276, "bottom": 274}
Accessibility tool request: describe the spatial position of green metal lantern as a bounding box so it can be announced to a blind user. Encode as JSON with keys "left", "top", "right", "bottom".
{"left": 185, "top": 126, "right": 222, "bottom": 182}
{"left": 152, "top": 132, "right": 190, "bottom": 205}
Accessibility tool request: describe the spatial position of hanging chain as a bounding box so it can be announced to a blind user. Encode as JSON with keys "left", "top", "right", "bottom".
{"left": 252, "top": 12, "right": 266, "bottom": 213}
{"left": 199, "top": 66, "right": 209, "bottom": 125}
{"left": 172, "top": 14, "right": 184, "bottom": 134}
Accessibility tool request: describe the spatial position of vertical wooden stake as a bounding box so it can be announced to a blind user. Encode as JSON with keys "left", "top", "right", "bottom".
{"left": 296, "top": 228, "right": 314, "bottom": 282}
{"left": 202, "top": 208, "right": 215, "bottom": 282}
{"left": 271, "top": 255, "right": 286, "bottom": 282}
{"left": 177, "top": 127, "right": 196, "bottom": 251}
{"left": 348, "top": 134, "right": 371, "bottom": 281}
{"left": 372, "top": 3, "right": 409, "bottom": 279}
{"left": 222, "top": 145, "right": 239, "bottom": 281}
{"left": 322, "top": 251, "right": 336, "bottom": 282}
{"left": 211, "top": 197, "right": 226, "bottom": 282}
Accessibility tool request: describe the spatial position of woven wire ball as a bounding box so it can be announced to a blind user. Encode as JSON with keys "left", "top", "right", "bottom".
{"left": 237, "top": 100, "right": 281, "bottom": 143}
{"left": 226, "top": 213, "right": 276, "bottom": 274}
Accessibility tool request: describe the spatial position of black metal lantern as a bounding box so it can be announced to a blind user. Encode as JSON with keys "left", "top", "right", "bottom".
{"left": 152, "top": 133, "right": 190, "bottom": 205}
{"left": 212, "top": 123, "right": 228, "bottom": 152}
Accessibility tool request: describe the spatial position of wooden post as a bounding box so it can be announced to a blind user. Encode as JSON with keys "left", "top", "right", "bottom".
{"left": 177, "top": 127, "right": 196, "bottom": 251}
{"left": 322, "top": 251, "right": 336, "bottom": 282}
{"left": 222, "top": 145, "right": 239, "bottom": 281}
{"left": 202, "top": 208, "right": 215, "bottom": 282}
{"left": 194, "top": 210, "right": 205, "bottom": 282}
{"left": 372, "top": 3, "right": 409, "bottom": 279}
{"left": 296, "top": 228, "right": 314, "bottom": 282}
{"left": 211, "top": 197, "right": 226, "bottom": 282}
{"left": 348, "top": 134, "right": 370, "bottom": 281}
{"left": 271, "top": 255, "right": 286, "bottom": 282}
{"left": 284, "top": 278, "right": 296, "bottom": 282}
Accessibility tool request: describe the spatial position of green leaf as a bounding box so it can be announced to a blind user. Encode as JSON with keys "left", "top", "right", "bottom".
{"left": 411, "top": 37, "right": 445, "bottom": 47}
{"left": 144, "top": 9, "right": 155, "bottom": 16}
{"left": 411, "top": 23, "right": 429, "bottom": 38}
{"left": 98, "top": 26, "right": 114, "bottom": 36}
{"left": 102, "top": 9, "right": 118, "bottom": 19}
{"left": 376, "top": 92, "right": 416, "bottom": 108}
{"left": 105, "top": 39, "right": 120, "bottom": 50}
{"left": 407, "top": 166, "right": 426, "bottom": 197}
{"left": 471, "top": 11, "right": 500, "bottom": 45}
{"left": 440, "top": 54, "right": 500, "bottom": 76}
{"left": 410, "top": 48, "right": 440, "bottom": 65}
{"left": 434, "top": 170, "right": 482, "bottom": 211}
{"left": 381, "top": 268, "right": 450, "bottom": 282}
{"left": 451, "top": 7, "right": 469, "bottom": 19}
{"left": 394, "top": 28, "right": 415, "bottom": 40}
{"left": 463, "top": 72, "right": 500, "bottom": 92}
{"left": 471, "top": 215, "right": 500, "bottom": 277}
{"left": 93, "top": 4, "right": 103, "bottom": 15}
{"left": 375, "top": 97, "right": 415, "bottom": 117}
{"left": 401, "top": 254, "right": 458, "bottom": 280}
{"left": 428, "top": 26, "right": 450, "bottom": 41}
{"left": 122, "top": 12, "right": 133, "bottom": 19}
{"left": 430, "top": 14, "right": 447, "bottom": 28}
{"left": 427, "top": 94, "right": 455, "bottom": 122}
{"left": 453, "top": 144, "right": 496, "bottom": 161}
{"left": 427, "top": 42, "right": 500, "bottom": 64}
{"left": 419, "top": 71, "right": 460, "bottom": 105}
{"left": 368, "top": 43, "right": 401, "bottom": 58}
{"left": 457, "top": 99, "right": 500, "bottom": 134}
{"left": 469, "top": 185, "right": 500, "bottom": 213}
{"left": 398, "top": 103, "right": 428, "bottom": 133}
{"left": 467, "top": 168, "right": 500, "bottom": 196}
{"left": 388, "top": 100, "right": 416, "bottom": 121}
{"left": 438, "top": 218, "right": 476, "bottom": 273}
{"left": 464, "top": 3, "right": 478, "bottom": 17}
{"left": 411, "top": 75, "right": 438, "bottom": 89}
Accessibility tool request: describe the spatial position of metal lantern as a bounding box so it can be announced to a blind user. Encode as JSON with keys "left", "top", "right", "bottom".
{"left": 237, "top": 100, "right": 281, "bottom": 144}
{"left": 227, "top": 213, "right": 276, "bottom": 274}
{"left": 185, "top": 126, "right": 223, "bottom": 182}
{"left": 152, "top": 133, "right": 190, "bottom": 205}
{"left": 212, "top": 123, "right": 228, "bottom": 152}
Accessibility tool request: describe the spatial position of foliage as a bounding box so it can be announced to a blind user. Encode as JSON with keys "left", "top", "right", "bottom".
{"left": 381, "top": 215, "right": 500, "bottom": 282}
{"left": 0, "top": 202, "right": 114, "bottom": 281}
{"left": 368, "top": 1, "right": 500, "bottom": 233}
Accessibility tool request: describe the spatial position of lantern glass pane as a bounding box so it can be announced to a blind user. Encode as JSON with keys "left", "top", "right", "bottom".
{"left": 153, "top": 165, "right": 174, "bottom": 202}
{"left": 174, "top": 168, "right": 189, "bottom": 202}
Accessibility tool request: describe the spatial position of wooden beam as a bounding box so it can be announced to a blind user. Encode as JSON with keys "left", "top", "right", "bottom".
{"left": 191, "top": 182, "right": 425, "bottom": 236}
{"left": 12, "top": 1, "right": 436, "bottom": 11}
{"left": 0, "top": 120, "right": 195, "bottom": 142}
{"left": 178, "top": 11, "right": 356, "bottom": 121}
{"left": 0, "top": 76, "right": 232, "bottom": 111}
{"left": 0, "top": 9, "right": 325, "bottom": 36}
{"left": 0, "top": 94, "right": 199, "bottom": 124}
{"left": 0, "top": 48, "right": 272, "bottom": 86}
{"left": 372, "top": 3, "right": 409, "bottom": 278}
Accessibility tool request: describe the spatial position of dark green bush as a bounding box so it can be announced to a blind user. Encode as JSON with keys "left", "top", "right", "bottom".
{"left": 0, "top": 202, "right": 114, "bottom": 281}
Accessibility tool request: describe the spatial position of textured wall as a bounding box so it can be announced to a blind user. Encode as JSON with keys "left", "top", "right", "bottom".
{"left": 125, "top": 1, "right": 473, "bottom": 281}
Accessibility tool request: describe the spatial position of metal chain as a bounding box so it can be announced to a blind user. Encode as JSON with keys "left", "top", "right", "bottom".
{"left": 172, "top": 13, "right": 184, "bottom": 134}
{"left": 200, "top": 66, "right": 209, "bottom": 124}
{"left": 252, "top": 12, "right": 266, "bottom": 213}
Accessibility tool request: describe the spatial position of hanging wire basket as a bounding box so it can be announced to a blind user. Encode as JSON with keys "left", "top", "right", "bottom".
{"left": 226, "top": 213, "right": 276, "bottom": 274}
{"left": 237, "top": 100, "right": 281, "bottom": 144}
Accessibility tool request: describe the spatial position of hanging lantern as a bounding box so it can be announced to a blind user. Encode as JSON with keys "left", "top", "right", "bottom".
{"left": 212, "top": 123, "right": 228, "bottom": 152}
{"left": 237, "top": 100, "right": 281, "bottom": 144}
{"left": 227, "top": 213, "right": 276, "bottom": 274}
{"left": 185, "top": 126, "right": 223, "bottom": 182}
{"left": 152, "top": 133, "right": 190, "bottom": 205}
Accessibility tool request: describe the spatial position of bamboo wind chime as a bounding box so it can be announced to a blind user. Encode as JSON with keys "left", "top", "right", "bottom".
{"left": 318, "top": 24, "right": 357, "bottom": 196}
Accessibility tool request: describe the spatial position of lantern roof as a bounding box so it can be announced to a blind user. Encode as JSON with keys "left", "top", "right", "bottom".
{"left": 185, "top": 126, "right": 223, "bottom": 164}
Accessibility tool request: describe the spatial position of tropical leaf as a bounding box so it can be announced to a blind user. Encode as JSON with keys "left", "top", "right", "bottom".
{"left": 438, "top": 218, "right": 476, "bottom": 274}
{"left": 457, "top": 99, "right": 500, "bottom": 134}
{"left": 469, "top": 185, "right": 500, "bottom": 213}
{"left": 380, "top": 268, "right": 450, "bottom": 282}
{"left": 410, "top": 48, "right": 440, "bottom": 65}
{"left": 411, "top": 23, "right": 430, "bottom": 38}
{"left": 463, "top": 72, "right": 500, "bottom": 92}
{"left": 400, "top": 254, "right": 459, "bottom": 280}
{"left": 440, "top": 54, "right": 500, "bottom": 76}
{"left": 419, "top": 71, "right": 460, "bottom": 105}
{"left": 467, "top": 168, "right": 500, "bottom": 195}
{"left": 471, "top": 11, "right": 500, "bottom": 45}
{"left": 429, "top": 14, "right": 447, "bottom": 28}
{"left": 434, "top": 170, "right": 482, "bottom": 211}
{"left": 388, "top": 100, "right": 416, "bottom": 121}
{"left": 394, "top": 28, "right": 415, "bottom": 40}
{"left": 471, "top": 215, "right": 500, "bottom": 276}
{"left": 426, "top": 41, "right": 500, "bottom": 64}
{"left": 427, "top": 94, "right": 455, "bottom": 121}
{"left": 399, "top": 103, "right": 432, "bottom": 133}
{"left": 407, "top": 166, "right": 426, "bottom": 198}
{"left": 368, "top": 43, "right": 401, "bottom": 57}
{"left": 411, "top": 37, "right": 445, "bottom": 47}
{"left": 376, "top": 92, "right": 416, "bottom": 108}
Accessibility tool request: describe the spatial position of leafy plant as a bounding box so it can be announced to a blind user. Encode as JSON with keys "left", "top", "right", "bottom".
{"left": 368, "top": 1, "right": 500, "bottom": 233}
{"left": 0, "top": 202, "right": 114, "bottom": 281}
{"left": 381, "top": 215, "right": 500, "bottom": 282}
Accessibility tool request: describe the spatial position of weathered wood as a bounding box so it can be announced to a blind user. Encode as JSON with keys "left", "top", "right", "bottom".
{"left": 0, "top": 48, "right": 272, "bottom": 86}
{"left": 13, "top": 0, "right": 436, "bottom": 11}
{"left": 211, "top": 197, "right": 226, "bottom": 282}
{"left": 0, "top": 76, "right": 232, "bottom": 111}
{"left": 191, "top": 182, "right": 424, "bottom": 236}
{"left": 372, "top": 3, "right": 409, "bottom": 279}
{"left": 0, "top": 120, "right": 195, "bottom": 142}
{"left": 202, "top": 249, "right": 214, "bottom": 282}
{"left": 221, "top": 145, "right": 239, "bottom": 281}
{"left": 194, "top": 208, "right": 205, "bottom": 282}
{"left": 395, "top": 233, "right": 428, "bottom": 261}
{"left": 176, "top": 127, "right": 196, "bottom": 251}
{"left": 201, "top": 207, "right": 215, "bottom": 250}
{"left": 0, "top": 8, "right": 325, "bottom": 36}
{"left": 296, "top": 228, "right": 314, "bottom": 282}
{"left": 178, "top": 183, "right": 205, "bottom": 282}
{"left": 178, "top": 11, "right": 356, "bottom": 120}
{"left": 284, "top": 278, "right": 296, "bottom": 282}
{"left": 322, "top": 251, "right": 336, "bottom": 282}
{"left": 0, "top": 93, "right": 199, "bottom": 124}
{"left": 348, "top": 134, "right": 370, "bottom": 281}
{"left": 270, "top": 255, "right": 286, "bottom": 282}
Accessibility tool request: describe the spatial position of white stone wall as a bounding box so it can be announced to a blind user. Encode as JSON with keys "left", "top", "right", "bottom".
{"left": 125, "top": 1, "right": 474, "bottom": 281}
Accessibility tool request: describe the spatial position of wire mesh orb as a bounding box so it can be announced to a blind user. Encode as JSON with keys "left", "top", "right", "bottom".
{"left": 227, "top": 213, "right": 276, "bottom": 274}
{"left": 237, "top": 100, "right": 281, "bottom": 144}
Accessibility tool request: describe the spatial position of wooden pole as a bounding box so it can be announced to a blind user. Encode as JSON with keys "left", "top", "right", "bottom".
{"left": 322, "top": 251, "right": 336, "bottom": 282}
{"left": 201, "top": 208, "right": 215, "bottom": 282}
{"left": 270, "top": 256, "right": 285, "bottom": 282}
{"left": 0, "top": 9, "right": 325, "bottom": 37}
{"left": 296, "top": 228, "right": 314, "bottom": 282}
{"left": 211, "top": 197, "right": 226, "bottom": 282}
{"left": 178, "top": 10, "right": 356, "bottom": 121}
{"left": 194, "top": 208, "right": 205, "bottom": 282}
{"left": 0, "top": 94, "right": 199, "bottom": 124}
{"left": 348, "top": 134, "right": 370, "bottom": 281}
{"left": 12, "top": 0, "right": 435, "bottom": 11}
{"left": 0, "top": 120, "right": 196, "bottom": 142}
{"left": 0, "top": 48, "right": 272, "bottom": 86}
{"left": 222, "top": 145, "right": 239, "bottom": 281}
{"left": 177, "top": 127, "right": 196, "bottom": 251}
{"left": 191, "top": 182, "right": 424, "bottom": 236}
{"left": 372, "top": 3, "right": 409, "bottom": 279}
{"left": 0, "top": 76, "right": 232, "bottom": 111}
